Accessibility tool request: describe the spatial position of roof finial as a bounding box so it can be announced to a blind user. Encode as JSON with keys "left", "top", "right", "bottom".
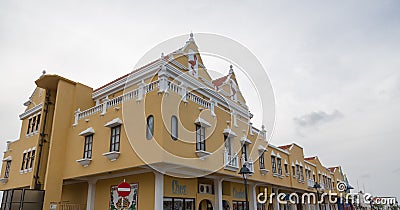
{"left": 229, "top": 65, "right": 234, "bottom": 74}
{"left": 189, "top": 32, "right": 194, "bottom": 42}
{"left": 42, "top": 70, "right": 46, "bottom": 75}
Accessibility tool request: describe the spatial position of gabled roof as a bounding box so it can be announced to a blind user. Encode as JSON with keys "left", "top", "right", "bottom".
{"left": 278, "top": 144, "right": 292, "bottom": 150}
{"left": 304, "top": 156, "right": 316, "bottom": 161}
{"left": 328, "top": 166, "right": 340, "bottom": 173}
{"left": 93, "top": 59, "right": 160, "bottom": 92}
{"left": 212, "top": 75, "right": 228, "bottom": 87}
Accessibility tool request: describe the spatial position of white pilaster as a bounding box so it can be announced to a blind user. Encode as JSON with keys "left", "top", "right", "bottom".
{"left": 87, "top": 180, "right": 97, "bottom": 210}
{"left": 154, "top": 171, "right": 164, "bottom": 210}
{"left": 274, "top": 188, "right": 280, "bottom": 210}
{"left": 250, "top": 184, "right": 257, "bottom": 210}
{"left": 214, "top": 178, "right": 223, "bottom": 210}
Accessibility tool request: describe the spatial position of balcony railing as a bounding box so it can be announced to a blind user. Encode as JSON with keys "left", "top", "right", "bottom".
{"left": 224, "top": 151, "right": 239, "bottom": 170}
{"left": 307, "top": 179, "right": 315, "bottom": 188}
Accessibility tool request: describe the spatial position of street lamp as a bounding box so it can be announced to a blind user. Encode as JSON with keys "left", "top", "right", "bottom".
{"left": 239, "top": 164, "right": 252, "bottom": 210}
{"left": 313, "top": 183, "right": 321, "bottom": 210}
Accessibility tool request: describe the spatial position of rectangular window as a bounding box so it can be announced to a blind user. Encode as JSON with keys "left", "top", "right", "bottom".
{"left": 29, "top": 150, "right": 35, "bottom": 169}
{"left": 110, "top": 125, "right": 121, "bottom": 152}
{"left": 300, "top": 166, "right": 304, "bottom": 181}
{"left": 21, "top": 153, "right": 26, "bottom": 170}
{"left": 35, "top": 114, "right": 41, "bottom": 131}
{"left": 277, "top": 158, "right": 282, "bottom": 175}
{"left": 30, "top": 116, "right": 36, "bottom": 133}
{"left": 284, "top": 164, "right": 288, "bottom": 174}
{"left": 233, "top": 201, "right": 248, "bottom": 210}
{"left": 163, "top": 197, "right": 194, "bottom": 210}
{"left": 83, "top": 135, "right": 93, "bottom": 159}
{"left": 27, "top": 119, "right": 32, "bottom": 134}
{"left": 224, "top": 135, "right": 232, "bottom": 155}
{"left": 259, "top": 152, "right": 265, "bottom": 169}
{"left": 25, "top": 151, "right": 31, "bottom": 170}
{"left": 271, "top": 156, "right": 277, "bottom": 174}
{"left": 241, "top": 144, "right": 248, "bottom": 161}
{"left": 4, "top": 161, "right": 11, "bottom": 178}
{"left": 196, "top": 125, "right": 205, "bottom": 151}
{"left": 292, "top": 166, "right": 295, "bottom": 176}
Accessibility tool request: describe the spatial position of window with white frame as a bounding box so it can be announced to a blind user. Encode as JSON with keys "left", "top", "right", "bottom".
{"left": 241, "top": 144, "right": 248, "bottom": 161}
{"left": 146, "top": 115, "right": 154, "bottom": 140}
{"left": 20, "top": 149, "right": 36, "bottom": 173}
{"left": 277, "top": 158, "right": 282, "bottom": 175}
{"left": 300, "top": 166, "right": 304, "bottom": 181}
{"left": 4, "top": 161, "right": 11, "bottom": 178}
{"left": 110, "top": 125, "right": 121, "bottom": 152}
{"left": 259, "top": 152, "right": 265, "bottom": 169}
{"left": 284, "top": 163, "right": 288, "bottom": 174}
{"left": 29, "top": 150, "right": 35, "bottom": 169}
{"left": 271, "top": 156, "right": 277, "bottom": 174}
{"left": 171, "top": 116, "right": 178, "bottom": 140}
{"left": 24, "top": 151, "right": 31, "bottom": 170}
{"left": 26, "top": 114, "right": 41, "bottom": 135}
{"left": 196, "top": 124, "right": 206, "bottom": 151}
{"left": 83, "top": 135, "right": 93, "bottom": 159}
{"left": 21, "top": 153, "right": 26, "bottom": 171}
{"left": 292, "top": 165, "right": 296, "bottom": 177}
{"left": 224, "top": 135, "right": 232, "bottom": 156}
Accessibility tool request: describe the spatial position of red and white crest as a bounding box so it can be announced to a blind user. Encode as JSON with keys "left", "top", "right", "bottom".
{"left": 188, "top": 49, "right": 198, "bottom": 77}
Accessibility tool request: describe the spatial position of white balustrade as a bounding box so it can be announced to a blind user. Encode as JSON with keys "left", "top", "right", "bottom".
{"left": 224, "top": 151, "right": 239, "bottom": 169}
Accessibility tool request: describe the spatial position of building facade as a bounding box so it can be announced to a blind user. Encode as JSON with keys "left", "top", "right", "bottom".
{"left": 0, "top": 35, "right": 351, "bottom": 210}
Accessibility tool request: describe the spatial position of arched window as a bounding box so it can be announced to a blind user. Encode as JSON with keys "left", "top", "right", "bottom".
{"left": 146, "top": 115, "right": 154, "bottom": 140}
{"left": 171, "top": 115, "right": 178, "bottom": 140}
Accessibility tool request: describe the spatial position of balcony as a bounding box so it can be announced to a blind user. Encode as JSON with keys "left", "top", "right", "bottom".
{"left": 307, "top": 179, "right": 315, "bottom": 188}
{"left": 224, "top": 152, "right": 239, "bottom": 171}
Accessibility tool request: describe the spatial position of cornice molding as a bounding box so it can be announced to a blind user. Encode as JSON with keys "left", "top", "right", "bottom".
{"left": 19, "top": 103, "right": 43, "bottom": 120}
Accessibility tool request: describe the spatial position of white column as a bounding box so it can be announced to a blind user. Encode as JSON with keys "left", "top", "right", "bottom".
{"left": 274, "top": 188, "right": 280, "bottom": 210}
{"left": 100, "top": 97, "right": 109, "bottom": 116}
{"left": 73, "top": 108, "right": 81, "bottom": 126}
{"left": 214, "top": 178, "right": 223, "bottom": 210}
{"left": 154, "top": 171, "right": 164, "bottom": 210}
{"left": 87, "top": 180, "right": 97, "bottom": 210}
{"left": 250, "top": 184, "right": 257, "bottom": 210}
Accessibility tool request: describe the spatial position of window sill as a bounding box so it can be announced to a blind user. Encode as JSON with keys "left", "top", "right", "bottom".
{"left": 102, "top": 151, "right": 120, "bottom": 161}
{"left": 76, "top": 158, "right": 92, "bottom": 167}
{"left": 195, "top": 150, "right": 211, "bottom": 159}
{"left": 224, "top": 165, "right": 239, "bottom": 171}
{"left": 260, "top": 168, "right": 269, "bottom": 175}
{"left": 25, "top": 131, "right": 38, "bottom": 138}
{"left": 0, "top": 178, "right": 8, "bottom": 184}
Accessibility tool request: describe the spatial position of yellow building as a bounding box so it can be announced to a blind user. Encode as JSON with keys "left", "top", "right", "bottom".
{"left": 0, "top": 34, "right": 351, "bottom": 210}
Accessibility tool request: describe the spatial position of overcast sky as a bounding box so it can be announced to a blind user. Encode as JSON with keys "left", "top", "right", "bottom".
{"left": 0, "top": 0, "right": 399, "bottom": 198}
